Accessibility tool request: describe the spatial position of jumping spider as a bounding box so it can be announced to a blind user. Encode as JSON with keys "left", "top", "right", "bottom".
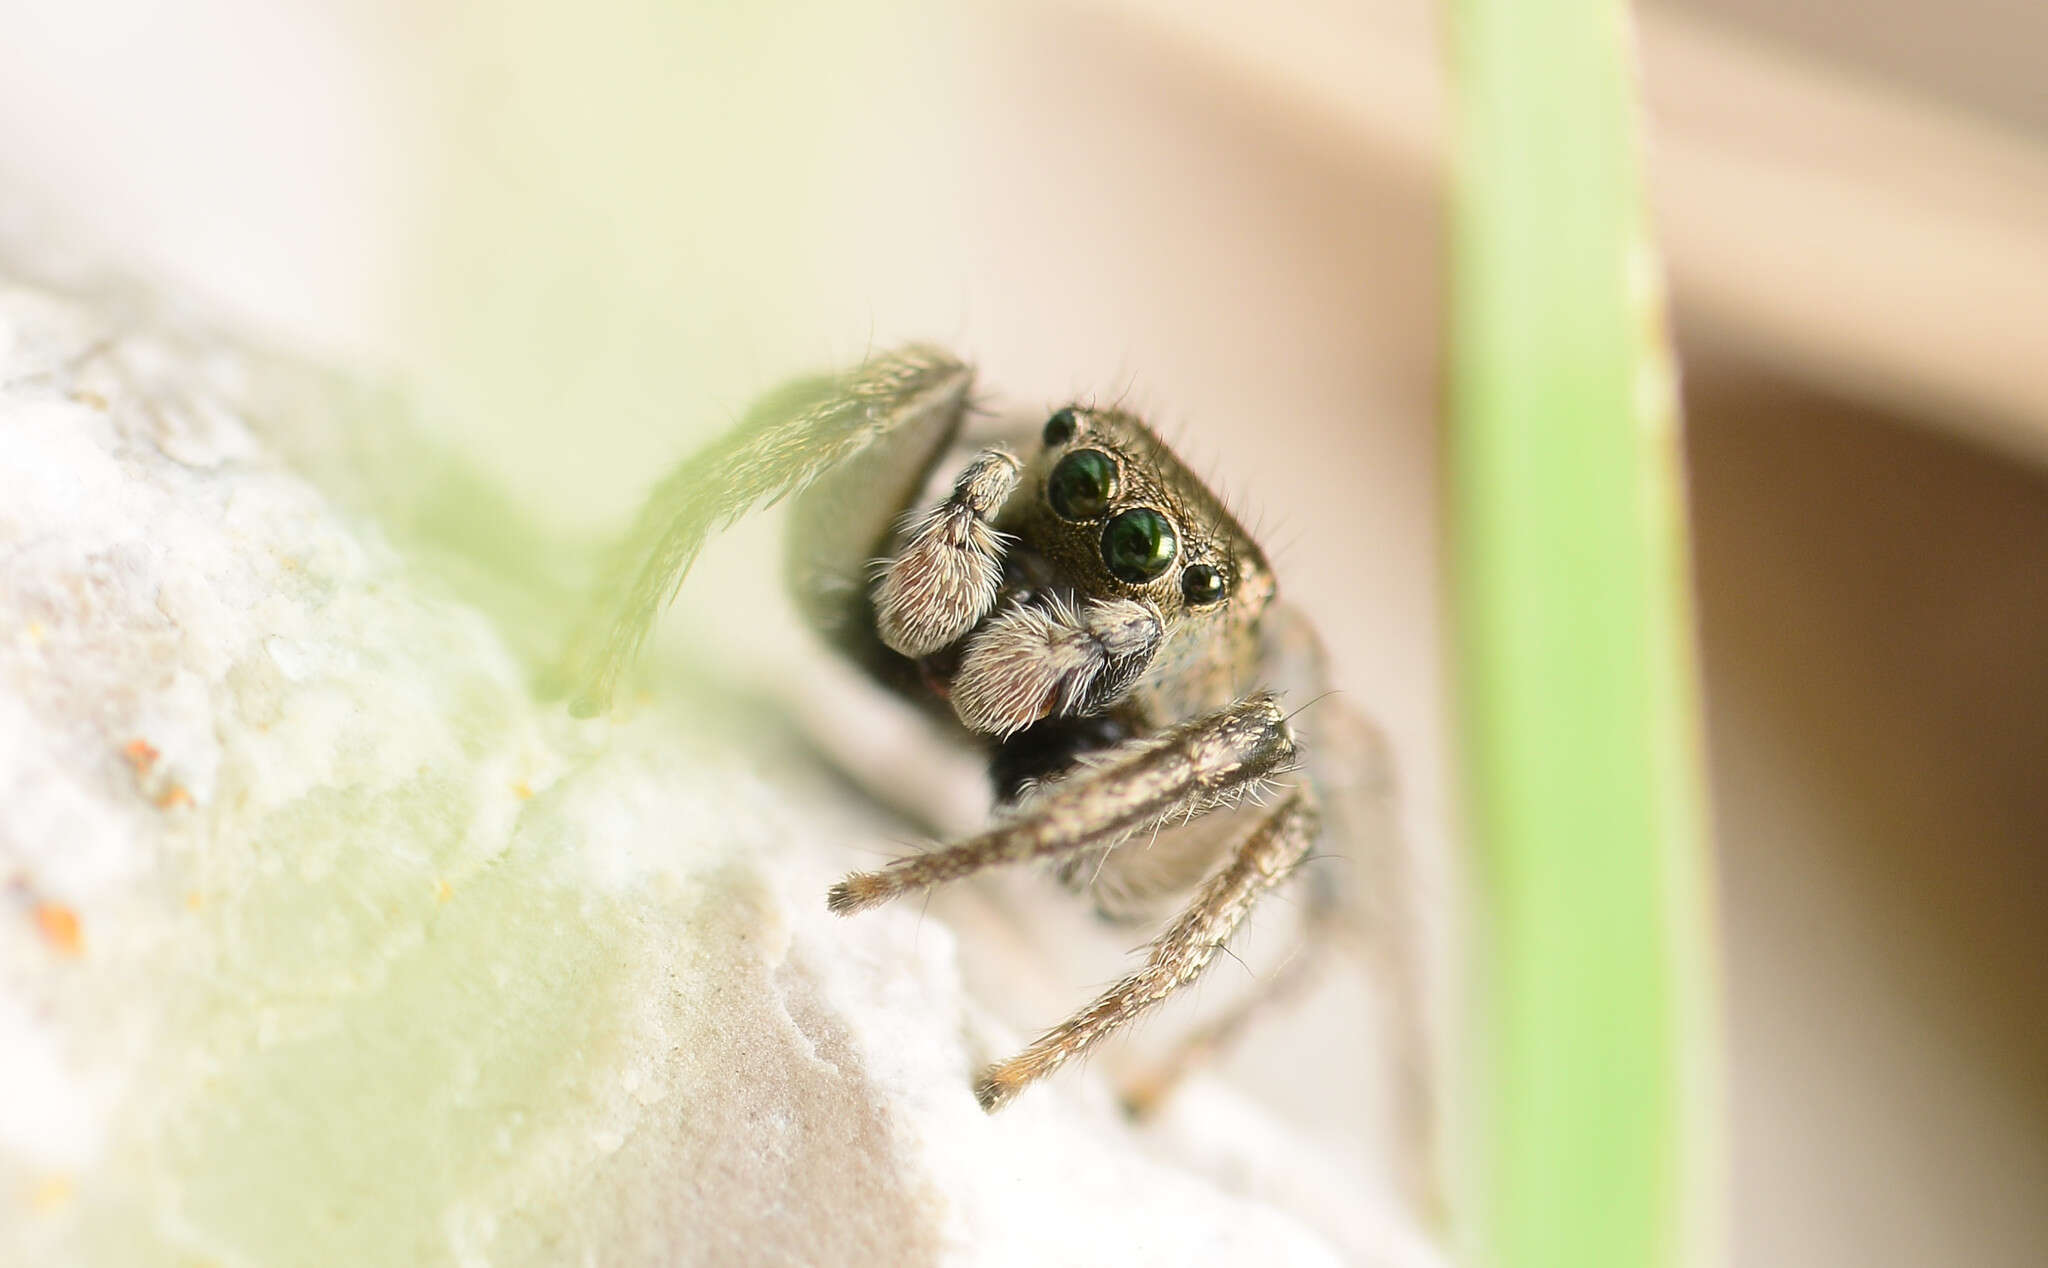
{"left": 553, "top": 346, "right": 1423, "bottom": 1140}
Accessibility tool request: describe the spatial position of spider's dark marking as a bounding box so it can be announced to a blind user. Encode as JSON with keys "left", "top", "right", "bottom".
{"left": 989, "top": 714, "right": 1131, "bottom": 804}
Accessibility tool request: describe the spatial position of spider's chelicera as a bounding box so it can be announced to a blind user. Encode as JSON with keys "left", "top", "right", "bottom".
{"left": 552, "top": 345, "right": 1414, "bottom": 1128}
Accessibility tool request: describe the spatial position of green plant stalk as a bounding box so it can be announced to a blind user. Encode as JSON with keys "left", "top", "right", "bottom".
{"left": 1445, "top": 2, "right": 1722, "bottom": 1266}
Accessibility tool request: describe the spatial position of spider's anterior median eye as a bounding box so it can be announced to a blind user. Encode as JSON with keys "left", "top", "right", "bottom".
{"left": 1042, "top": 408, "right": 1079, "bottom": 447}
{"left": 1180, "top": 563, "right": 1226, "bottom": 606}
{"left": 1101, "top": 508, "right": 1178, "bottom": 584}
{"left": 1047, "top": 448, "right": 1118, "bottom": 520}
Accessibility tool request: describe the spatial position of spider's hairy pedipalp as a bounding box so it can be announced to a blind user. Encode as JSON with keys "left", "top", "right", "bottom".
{"left": 949, "top": 596, "right": 1164, "bottom": 736}
{"left": 873, "top": 446, "right": 1020, "bottom": 657}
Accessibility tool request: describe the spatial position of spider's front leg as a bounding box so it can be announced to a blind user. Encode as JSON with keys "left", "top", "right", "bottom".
{"left": 549, "top": 344, "right": 975, "bottom": 715}
{"left": 826, "top": 692, "right": 1309, "bottom": 1110}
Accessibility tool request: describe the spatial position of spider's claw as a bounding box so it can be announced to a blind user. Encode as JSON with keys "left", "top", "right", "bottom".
{"left": 825, "top": 871, "right": 896, "bottom": 915}
{"left": 973, "top": 1063, "right": 1028, "bottom": 1113}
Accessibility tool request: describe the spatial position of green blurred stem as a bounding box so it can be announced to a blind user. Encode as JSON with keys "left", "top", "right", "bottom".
{"left": 1445, "top": 2, "right": 1722, "bottom": 1266}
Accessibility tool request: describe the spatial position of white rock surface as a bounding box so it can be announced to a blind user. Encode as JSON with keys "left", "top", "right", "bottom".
{"left": 0, "top": 277, "right": 1439, "bottom": 1267}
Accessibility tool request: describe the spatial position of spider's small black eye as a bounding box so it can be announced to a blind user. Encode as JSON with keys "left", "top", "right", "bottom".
{"left": 1043, "top": 408, "right": 1079, "bottom": 447}
{"left": 1101, "top": 508, "right": 1178, "bottom": 584}
{"left": 1180, "top": 563, "right": 1226, "bottom": 606}
{"left": 1047, "top": 448, "right": 1118, "bottom": 520}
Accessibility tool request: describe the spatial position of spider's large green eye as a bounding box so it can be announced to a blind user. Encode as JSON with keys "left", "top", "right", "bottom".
{"left": 1047, "top": 448, "right": 1118, "bottom": 520}
{"left": 1101, "top": 508, "right": 1178, "bottom": 584}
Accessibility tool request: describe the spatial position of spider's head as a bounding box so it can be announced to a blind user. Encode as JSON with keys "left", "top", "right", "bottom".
{"left": 1005, "top": 405, "right": 1276, "bottom": 639}
{"left": 936, "top": 403, "right": 1279, "bottom": 737}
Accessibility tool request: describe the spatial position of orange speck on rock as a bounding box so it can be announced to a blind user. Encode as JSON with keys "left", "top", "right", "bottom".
{"left": 434, "top": 879, "right": 453, "bottom": 904}
{"left": 184, "top": 891, "right": 204, "bottom": 911}
{"left": 123, "top": 738, "right": 160, "bottom": 772}
{"left": 33, "top": 902, "right": 83, "bottom": 956}
{"left": 511, "top": 779, "right": 534, "bottom": 800}
{"left": 154, "top": 784, "right": 193, "bottom": 810}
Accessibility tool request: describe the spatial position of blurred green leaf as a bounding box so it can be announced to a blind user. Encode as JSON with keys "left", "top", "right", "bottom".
{"left": 1445, "top": 2, "right": 1722, "bottom": 1266}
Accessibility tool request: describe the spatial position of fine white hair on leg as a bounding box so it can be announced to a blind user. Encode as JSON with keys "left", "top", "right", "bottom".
{"left": 975, "top": 788, "right": 1318, "bottom": 1111}
{"left": 874, "top": 448, "right": 1021, "bottom": 658}
{"left": 949, "top": 595, "right": 1162, "bottom": 736}
{"left": 827, "top": 692, "right": 1296, "bottom": 916}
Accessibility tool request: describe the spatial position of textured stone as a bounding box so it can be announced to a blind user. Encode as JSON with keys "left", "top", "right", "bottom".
{"left": 0, "top": 278, "right": 1436, "bottom": 1267}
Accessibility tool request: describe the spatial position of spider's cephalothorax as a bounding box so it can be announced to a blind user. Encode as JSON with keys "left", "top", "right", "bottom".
{"left": 554, "top": 346, "right": 1424, "bottom": 1169}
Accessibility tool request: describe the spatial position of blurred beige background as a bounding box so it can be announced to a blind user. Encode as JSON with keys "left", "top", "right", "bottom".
{"left": 2, "top": 1, "right": 2042, "bottom": 1263}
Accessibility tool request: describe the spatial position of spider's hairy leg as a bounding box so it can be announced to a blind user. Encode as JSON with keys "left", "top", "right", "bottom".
{"left": 975, "top": 788, "right": 1318, "bottom": 1112}
{"left": 1311, "top": 693, "right": 1444, "bottom": 1226}
{"left": 874, "top": 447, "right": 1021, "bottom": 657}
{"left": 551, "top": 344, "right": 974, "bottom": 715}
{"left": 1122, "top": 601, "right": 1442, "bottom": 1220}
{"left": 1116, "top": 862, "right": 1338, "bottom": 1119}
{"left": 826, "top": 692, "right": 1295, "bottom": 914}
